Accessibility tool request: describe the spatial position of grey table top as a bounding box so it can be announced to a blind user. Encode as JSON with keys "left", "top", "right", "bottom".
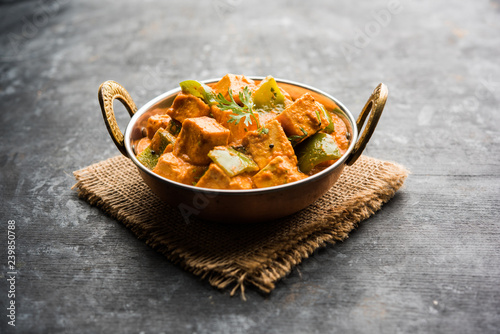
{"left": 1, "top": 1, "right": 499, "bottom": 333}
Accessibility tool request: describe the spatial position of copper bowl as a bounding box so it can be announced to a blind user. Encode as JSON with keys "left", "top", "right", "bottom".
{"left": 98, "top": 77, "right": 387, "bottom": 223}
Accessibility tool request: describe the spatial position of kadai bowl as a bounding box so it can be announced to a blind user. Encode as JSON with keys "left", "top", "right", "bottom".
{"left": 98, "top": 74, "right": 387, "bottom": 223}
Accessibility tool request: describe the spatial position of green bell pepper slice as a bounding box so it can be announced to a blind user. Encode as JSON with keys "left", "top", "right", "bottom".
{"left": 321, "top": 105, "right": 335, "bottom": 134}
{"left": 150, "top": 128, "right": 176, "bottom": 153}
{"left": 253, "top": 76, "right": 285, "bottom": 111}
{"left": 179, "top": 80, "right": 215, "bottom": 105}
{"left": 137, "top": 146, "right": 161, "bottom": 170}
{"left": 137, "top": 128, "right": 175, "bottom": 170}
{"left": 322, "top": 107, "right": 346, "bottom": 134}
{"left": 208, "top": 147, "right": 259, "bottom": 177}
{"left": 295, "top": 133, "right": 342, "bottom": 173}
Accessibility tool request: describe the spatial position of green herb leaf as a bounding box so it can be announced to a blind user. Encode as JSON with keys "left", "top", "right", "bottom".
{"left": 258, "top": 127, "right": 269, "bottom": 135}
{"left": 288, "top": 127, "right": 308, "bottom": 146}
{"left": 314, "top": 108, "right": 322, "bottom": 127}
{"left": 214, "top": 86, "right": 263, "bottom": 131}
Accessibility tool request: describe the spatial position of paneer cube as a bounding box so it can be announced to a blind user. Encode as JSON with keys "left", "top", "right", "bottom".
{"left": 195, "top": 163, "right": 231, "bottom": 189}
{"left": 173, "top": 117, "right": 230, "bottom": 165}
{"left": 146, "top": 114, "right": 180, "bottom": 139}
{"left": 242, "top": 119, "right": 297, "bottom": 169}
{"left": 214, "top": 74, "right": 256, "bottom": 104}
{"left": 229, "top": 174, "right": 254, "bottom": 190}
{"left": 252, "top": 156, "right": 307, "bottom": 188}
{"left": 196, "top": 163, "right": 254, "bottom": 190}
{"left": 150, "top": 128, "right": 176, "bottom": 154}
{"left": 135, "top": 137, "right": 151, "bottom": 155}
{"left": 276, "top": 93, "right": 329, "bottom": 145}
{"left": 153, "top": 152, "right": 206, "bottom": 185}
{"left": 211, "top": 105, "right": 258, "bottom": 144}
{"left": 167, "top": 93, "right": 210, "bottom": 123}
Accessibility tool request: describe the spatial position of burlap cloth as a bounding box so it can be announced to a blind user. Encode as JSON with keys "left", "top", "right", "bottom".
{"left": 72, "top": 155, "right": 408, "bottom": 298}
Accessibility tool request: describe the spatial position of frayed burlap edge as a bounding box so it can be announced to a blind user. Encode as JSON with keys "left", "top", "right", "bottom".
{"left": 196, "top": 160, "right": 409, "bottom": 298}
{"left": 73, "top": 156, "right": 408, "bottom": 299}
{"left": 231, "top": 161, "right": 409, "bottom": 296}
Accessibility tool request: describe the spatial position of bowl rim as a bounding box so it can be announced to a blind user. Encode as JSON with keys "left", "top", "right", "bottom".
{"left": 124, "top": 76, "right": 359, "bottom": 195}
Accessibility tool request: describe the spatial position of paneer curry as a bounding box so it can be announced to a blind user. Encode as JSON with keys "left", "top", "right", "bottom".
{"left": 133, "top": 74, "right": 350, "bottom": 190}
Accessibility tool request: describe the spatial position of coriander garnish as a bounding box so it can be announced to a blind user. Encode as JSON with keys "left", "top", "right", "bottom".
{"left": 288, "top": 127, "right": 308, "bottom": 146}
{"left": 213, "top": 86, "right": 268, "bottom": 134}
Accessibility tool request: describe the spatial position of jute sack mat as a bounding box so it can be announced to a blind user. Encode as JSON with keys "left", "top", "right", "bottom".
{"left": 73, "top": 155, "right": 408, "bottom": 298}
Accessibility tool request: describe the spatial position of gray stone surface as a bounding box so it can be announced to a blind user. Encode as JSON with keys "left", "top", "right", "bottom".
{"left": 1, "top": 0, "right": 499, "bottom": 333}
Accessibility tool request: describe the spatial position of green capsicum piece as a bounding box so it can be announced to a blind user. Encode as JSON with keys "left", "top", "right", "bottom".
{"left": 253, "top": 76, "right": 285, "bottom": 111}
{"left": 137, "top": 128, "right": 175, "bottom": 170}
{"left": 321, "top": 105, "right": 335, "bottom": 134}
{"left": 137, "top": 146, "right": 160, "bottom": 170}
{"left": 150, "top": 128, "right": 176, "bottom": 153}
{"left": 295, "top": 133, "right": 341, "bottom": 173}
{"left": 179, "top": 80, "right": 215, "bottom": 105}
{"left": 208, "top": 146, "right": 259, "bottom": 177}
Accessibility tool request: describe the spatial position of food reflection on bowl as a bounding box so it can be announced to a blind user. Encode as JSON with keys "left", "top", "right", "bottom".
{"left": 98, "top": 75, "right": 387, "bottom": 223}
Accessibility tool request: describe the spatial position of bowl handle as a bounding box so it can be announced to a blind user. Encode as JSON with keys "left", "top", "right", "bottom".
{"left": 345, "top": 83, "right": 388, "bottom": 166}
{"left": 98, "top": 80, "right": 138, "bottom": 156}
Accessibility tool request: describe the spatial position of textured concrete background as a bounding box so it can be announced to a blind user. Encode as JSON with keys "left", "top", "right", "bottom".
{"left": 0, "top": 0, "right": 499, "bottom": 333}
